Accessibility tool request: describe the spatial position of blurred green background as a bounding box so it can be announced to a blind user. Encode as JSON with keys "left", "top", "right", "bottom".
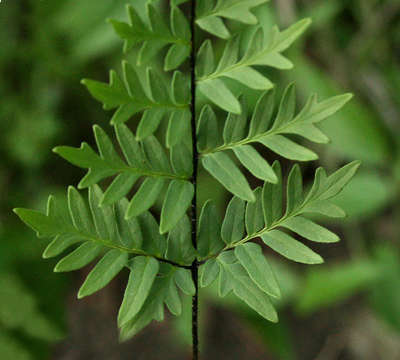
{"left": 1, "top": 0, "right": 400, "bottom": 359}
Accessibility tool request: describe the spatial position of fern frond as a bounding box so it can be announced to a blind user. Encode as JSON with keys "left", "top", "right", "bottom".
{"left": 110, "top": 4, "right": 191, "bottom": 71}
{"left": 14, "top": 186, "right": 195, "bottom": 340}
{"left": 53, "top": 124, "right": 193, "bottom": 227}
{"left": 13, "top": 0, "right": 362, "bottom": 344}
{"left": 82, "top": 63, "right": 190, "bottom": 125}
{"left": 196, "top": 0, "right": 269, "bottom": 39}
{"left": 198, "top": 161, "right": 359, "bottom": 320}
{"left": 198, "top": 86, "right": 352, "bottom": 199}
{"left": 196, "top": 19, "right": 311, "bottom": 113}
{"left": 198, "top": 161, "right": 359, "bottom": 264}
{"left": 14, "top": 185, "right": 196, "bottom": 265}
{"left": 228, "top": 161, "right": 360, "bottom": 252}
{"left": 119, "top": 262, "right": 195, "bottom": 341}
{"left": 14, "top": 186, "right": 171, "bottom": 263}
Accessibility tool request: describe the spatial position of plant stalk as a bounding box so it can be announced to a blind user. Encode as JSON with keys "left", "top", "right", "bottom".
{"left": 189, "top": 0, "right": 199, "bottom": 359}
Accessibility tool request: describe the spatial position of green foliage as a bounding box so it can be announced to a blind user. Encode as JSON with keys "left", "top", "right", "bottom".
{"left": 196, "top": 19, "right": 311, "bottom": 112}
{"left": 14, "top": 185, "right": 196, "bottom": 339}
{"left": 198, "top": 162, "right": 359, "bottom": 318}
{"left": 54, "top": 124, "right": 193, "bottom": 228}
{"left": 82, "top": 64, "right": 190, "bottom": 128}
{"left": 199, "top": 87, "right": 352, "bottom": 199}
{"left": 196, "top": 0, "right": 268, "bottom": 39}
{"left": 13, "top": 0, "right": 360, "bottom": 346}
{"left": 15, "top": 185, "right": 196, "bottom": 266}
{"left": 111, "top": 4, "right": 191, "bottom": 71}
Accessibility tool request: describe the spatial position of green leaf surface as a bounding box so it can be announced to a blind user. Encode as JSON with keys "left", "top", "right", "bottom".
{"left": 111, "top": 5, "right": 190, "bottom": 70}
{"left": 197, "top": 105, "right": 220, "bottom": 152}
{"left": 233, "top": 145, "right": 276, "bottom": 182}
{"left": 165, "top": 278, "right": 182, "bottom": 316}
{"left": 248, "top": 90, "right": 275, "bottom": 137}
{"left": 174, "top": 268, "right": 196, "bottom": 296}
{"left": 197, "top": 79, "right": 241, "bottom": 114}
{"left": 286, "top": 164, "right": 303, "bottom": 215}
{"left": 223, "top": 97, "right": 248, "bottom": 144}
{"left": 101, "top": 173, "right": 139, "bottom": 206}
{"left": 262, "top": 161, "right": 283, "bottom": 227}
{"left": 235, "top": 243, "right": 281, "bottom": 298}
{"left": 126, "top": 178, "right": 165, "bottom": 219}
{"left": 78, "top": 250, "right": 128, "bottom": 298}
{"left": 68, "top": 187, "right": 96, "bottom": 234}
{"left": 245, "top": 187, "right": 264, "bottom": 235}
{"left": 258, "top": 135, "right": 318, "bottom": 161}
{"left": 261, "top": 230, "right": 323, "bottom": 265}
{"left": 200, "top": 259, "right": 220, "bottom": 287}
{"left": 196, "top": 0, "right": 269, "bottom": 38}
{"left": 54, "top": 242, "right": 103, "bottom": 272}
{"left": 218, "top": 254, "right": 278, "bottom": 322}
{"left": 197, "top": 200, "right": 224, "bottom": 258}
{"left": 195, "top": 20, "right": 311, "bottom": 113}
{"left": 198, "top": 86, "right": 348, "bottom": 179}
{"left": 160, "top": 180, "right": 194, "bottom": 234}
{"left": 13, "top": 209, "right": 62, "bottom": 238}
{"left": 118, "top": 256, "right": 159, "bottom": 327}
{"left": 202, "top": 152, "right": 254, "bottom": 201}
{"left": 166, "top": 216, "right": 196, "bottom": 265}
{"left": 136, "top": 109, "right": 165, "bottom": 140}
{"left": 221, "top": 196, "right": 246, "bottom": 245}
{"left": 282, "top": 217, "right": 339, "bottom": 243}
{"left": 83, "top": 64, "right": 189, "bottom": 126}
{"left": 320, "top": 161, "right": 361, "bottom": 200}
{"left": 42, "top": 234, "right": 81, "bottom": 259}
{"left": 166, "top": 109, "right": 190, "bottom": 148}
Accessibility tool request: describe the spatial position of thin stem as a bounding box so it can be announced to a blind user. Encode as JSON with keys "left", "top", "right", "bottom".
{"left": 190, "top": 0, "right": 199, "bottom": 359}
{"left": 198, "top": 117, "right": 303, "bottom": 156}
{"left": 200, "top": 199, "right": 317, "bottom": 263}
{"left": 71, "top": 231, "right": 192, "bottom": 268}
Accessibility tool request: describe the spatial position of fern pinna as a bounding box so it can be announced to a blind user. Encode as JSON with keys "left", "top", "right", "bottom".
{"left": 14, "top": 0, "right": 359, "bottom": 357}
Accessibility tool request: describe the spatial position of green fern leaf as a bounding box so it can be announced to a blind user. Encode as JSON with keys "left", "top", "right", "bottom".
{"left": 174, "top": 268, "right": 196, "bottom": 296}
{"left": 221, "top": 196, "right": 246, "bottom": 245}
{"left": 201, "top": 152, "right": 255, "bottom": 201}
{"left": 118, "top": 256, "right": 159, "bottom": 327}
{"left": 200, "top": 258, "right": 220, "bottom": 287}
{"left": 14, "top": 185, "right": 194, "bottom": 270}
{"left": 196, "top": 0, "right": 269, "bottom": 39}
{"left": 196, "top": 20, "right": 311, "bottom": 112}
{"left": 14, "top": 0, "right": 362, "bottom": 342}
{"left": 197, "top": 200, "right": 224, "bottom": 259}
{"left": 160, "top": 180, "right": 194, "bottom": 234}
{"left": 200, "top": 161, "right": 359, "bottom": 280}
{"left": 234, "top": 242, "right": 280, "bottom": 298}
{"left": 110, "top": 4, "right": 191, "bottom": 70}
{"left": 200, "top": 162, "right": 358, "bottom": 321}
{"left": 166, "top": 216, "right": 197, "bottom": 265}
{"left": 82, "top": 64, "right": 189, "bottom": 126}
{"left": 14, "top": 182, "right": 198, "bottom": 340}
{"left": 216, "top": 251, "right": 278, "bottom": 322}
{"left": 245, "top": 187, "right": 264, "bottom": 235}
{"left": 54, "top": 124, "right": 192, "bottom": 221}
{"left": 221, "top": 161, "right": 358, "bottom": 255}
{"left": 119, "top": 262, "right": 191, "bottom": 341}
{"left": 78, "top": 250, "right": 129, "bottom": 299}
{"left": 261, "top": 230, "right": 323, "bottom": 264}
{"left": 198, "top": 86, "right": 352, "bottom": 197}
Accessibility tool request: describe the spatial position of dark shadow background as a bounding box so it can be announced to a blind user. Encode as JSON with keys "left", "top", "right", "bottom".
{"left": 1, "top": 0, "right": 400, "bottom": 359}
